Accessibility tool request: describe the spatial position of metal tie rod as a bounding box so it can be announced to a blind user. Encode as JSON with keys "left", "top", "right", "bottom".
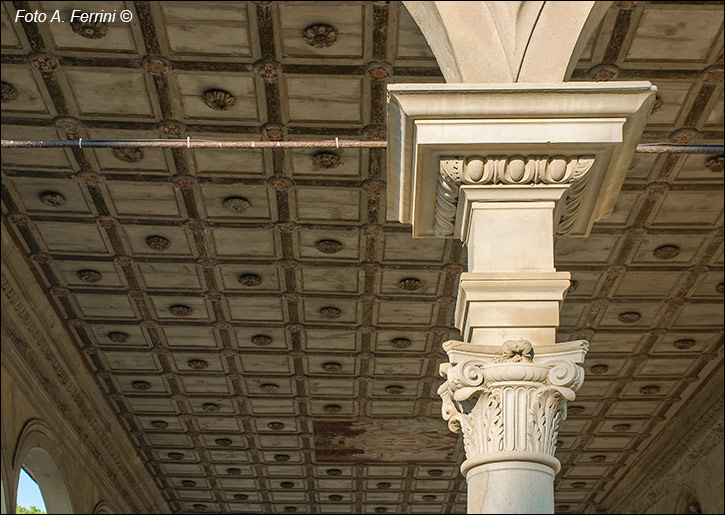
{"left": 0, "top": 139, "right": 723, "bottom": 154}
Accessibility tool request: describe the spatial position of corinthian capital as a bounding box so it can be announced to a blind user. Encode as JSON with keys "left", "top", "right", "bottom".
{"left": 437, "top": 339, "right": 588, "bottom": 473}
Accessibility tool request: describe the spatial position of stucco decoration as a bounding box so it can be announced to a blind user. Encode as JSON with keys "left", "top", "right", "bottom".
{"left": 321, "top": 362, "right": 343, "bottom": 372}
{"left": 319, "top": 307, "right": 342, "bottom": 319}
{"left": 202, "top": 89, "right": 235, "bottom": 111}
{"left": 705, "top": 155, "right": 724, "bottom": 173}
{"left": 653, "top": 244, "right": 680, "bottom": 259}
{"left": 169, "top": 305, "right": 193, "bottom": 317}
{"left": 30, "top": 55, "right": 58, "bottom": 71}
{"left": 398, "top": 278, "right": 422, "bottom": 291}
{"left": 70, "top": 17, "right": 108, "bottom": 39}
{"left": 263, "top": 124, "right": 286, "bottom": 140}
{"left": 701, "top": 65, "right": 724, "bottom": 84}
{"left": 587, "top": 64, "right": 620, "bottom": 81}
{"left": 670, "top": 128, "right": 699, "bottom": 144}
{"left": 590, "top": 364, "right": 609, "bottom": 374}
{"left": 54, "top": 116, "right": 81, "bottom": 133}
{"left": 238, "top": 274, "right": 262, "bottom": 287}
{"left": 222, "top": 196, "right": 251, "bottom": 213}
{"left": 673, "top": 339, "right": 696, "bottom": 350}
{"left": 142, "top": 56, "right": 171, "bottom": 75}
{"left": 251, "top": 335, "right": 273, "bottom": 346}
{"left": 158, "top": 120, "right": 184, "bottom": 136}
{"left": 312, "top": 152, "right": 342, "bottom": 169}
{"left": 367, "top": 62, "right": 391, "bottom": 80}
{"left": 260, "top": 383, "right": 280, "bottom": 393}
{"left": 107, "top": 331, "right": 130, "bottom": 343}
{"left": 112, "top": 147, "right": 144, "bottom": 163}
{"left": 314, "top": 240, "right": 343, "bottom": 254}
{"left": 303, "top": 24, "right": 337, "bottom": 48}
{"left": 390, "top": 338, "right": 412, "bottom": 349}
{"left": 437, "top": 339, "right": 588, "bottom": 474}
{"left": 1, "top": 81, "right": 18, "bottom": 103}
{"left": 618, "top": 311, "right": 641, "bottom": 323}
{"left": 39, "top": 191, "right": 66, "bottom": 208}
{"left": 77, "top": 270, "right": 102, "bottom": 283}
{"left": 254, "top": 60, "right": 279, "bottom": 80}
{"left": 145, "top": 235, "right": 170, "bottom": 251}
{"left": 131, "top": 381, "right": 151, "bottom": 391}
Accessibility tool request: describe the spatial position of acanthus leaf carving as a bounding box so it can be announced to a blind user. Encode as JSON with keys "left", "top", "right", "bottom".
{"left": 437, "top": 339, "right": 588, "bottom": 468}
{"left": 434, "top": 159, "right": 463, "bottom": 238}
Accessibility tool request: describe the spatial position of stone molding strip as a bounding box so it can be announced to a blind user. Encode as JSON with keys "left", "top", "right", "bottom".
{"left": 434, "top": 156, "right": 595, "bottom": 238}
{"left": 610, "top": 372, "right": 724, "bottom": 514}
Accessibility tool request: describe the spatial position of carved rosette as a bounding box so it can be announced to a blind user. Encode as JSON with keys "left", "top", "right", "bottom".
{"left": 434, "top": 155, "right": 595, "bottom": 238}
{"left": 437, "top": 339, "right": 588, "bottom": 473}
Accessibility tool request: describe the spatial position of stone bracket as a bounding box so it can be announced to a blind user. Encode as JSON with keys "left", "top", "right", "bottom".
{"left": 435, "top": 155, "right": 595, "bottom": 238}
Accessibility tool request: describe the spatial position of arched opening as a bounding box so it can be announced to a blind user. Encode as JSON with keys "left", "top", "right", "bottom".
{"left": 676, "top": 488, "right": 703, "bottom": 514}
{"left": 17, "top": 448, "right": 72, "bottom": 514}
{"left": 92, "top": 501, "right": 113, "bottom": 514}
{"left": 15, "top": 469, "right": 46, "bottom": 514}
{"left": 1, "top": 466, "right": 6, "bottom": 515}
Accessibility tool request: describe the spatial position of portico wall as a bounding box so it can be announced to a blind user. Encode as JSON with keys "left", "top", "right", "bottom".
{"left": 1, "top": 223, "right": 170, "bottom": 514}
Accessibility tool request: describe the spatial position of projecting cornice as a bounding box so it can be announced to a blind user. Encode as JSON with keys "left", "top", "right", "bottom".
{"left": 386, "top": 82, "right": 657, "bottom": 239}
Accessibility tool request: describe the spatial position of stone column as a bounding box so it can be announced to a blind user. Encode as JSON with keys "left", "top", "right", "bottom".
{"left": 438, "top": 339, "right": 587, "bottom": 513}
{"left": 385, "top": 83, "right": 656, "bottom": 514}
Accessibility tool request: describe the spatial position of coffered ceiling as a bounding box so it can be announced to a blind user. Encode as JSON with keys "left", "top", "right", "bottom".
{"left": 1, "top": 1, "right": 723, "bottom": 514}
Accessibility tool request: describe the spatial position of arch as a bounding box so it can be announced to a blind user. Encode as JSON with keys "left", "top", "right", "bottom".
{"left": 1, "top": 438, "right": 9, "bottom": 515}
{"left": 1, "top": 463, "right": 6, "bottom": 515}
{"left": 402, "top": 1, "right": 611, "bottom": 83}
{"left": 92, "top": 500, "right": 114, "bottom": 514}
{"left": 12, "top": 419, "right": 74, "bottom": 514}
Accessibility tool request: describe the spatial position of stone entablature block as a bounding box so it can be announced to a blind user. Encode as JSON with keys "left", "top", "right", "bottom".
{"left": 386, "top": 82, "right": 657, "bottom": 238}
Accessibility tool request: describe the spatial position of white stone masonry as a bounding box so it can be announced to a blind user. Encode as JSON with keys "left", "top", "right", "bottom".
{"left": 386, "top": 82, "right": 656, "bottom": 513}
